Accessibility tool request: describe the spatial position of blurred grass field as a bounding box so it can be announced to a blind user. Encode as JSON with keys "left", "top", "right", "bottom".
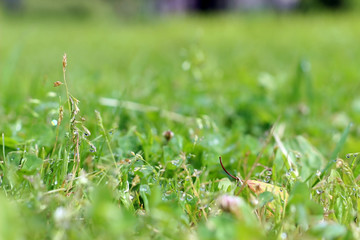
{"left": 2, "top": 7, "right": 360, "bottom": 239}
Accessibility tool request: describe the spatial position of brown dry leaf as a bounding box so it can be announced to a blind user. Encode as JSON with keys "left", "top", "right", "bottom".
{"left": 219, "top": 157, "right": 288, "bottom": 217}
{"left": 246, "top": 180, "right": 288, "bottom": 201}
{"left": 245, "top": 180, "right": 288, "bottom": 217}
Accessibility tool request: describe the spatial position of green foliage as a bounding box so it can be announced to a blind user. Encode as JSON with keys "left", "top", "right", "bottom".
{"left": 1, "top": 11, "right": 360, "bottom": 240}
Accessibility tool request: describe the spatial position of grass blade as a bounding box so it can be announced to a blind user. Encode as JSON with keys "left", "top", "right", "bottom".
{"left": 312, "top": 123, "right": 352, "bottom": 187}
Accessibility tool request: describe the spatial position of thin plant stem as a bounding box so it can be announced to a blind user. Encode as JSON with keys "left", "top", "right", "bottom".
{"left": 51, "top": 102, "right": 63, "bottom": 158}
{"left": 95, "top": 110, "right": 117, "bottom": 168}
{"left": 182, "top": 163, "right": 208, "bottom": 221}
{"left": 62, "top": 53, "right": 71, "bottom": 115}
{"left": 1, "top": 133, "right": 5, "bottom": 170}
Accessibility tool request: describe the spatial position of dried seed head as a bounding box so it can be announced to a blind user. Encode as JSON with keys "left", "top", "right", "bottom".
{"left": 53, "top": 81, "right": 63, "bottom": 87}
{"left": 63, "top": 53, "right": 67, "bottom": 68}
{"left": 132, "top": 175, "right": 140, "bottom": 187}
{"left": 163, "top": 130, "right": 174, "bottom": 142}
{"left": 58, "top": 106, "right": 64, "bottom": 126}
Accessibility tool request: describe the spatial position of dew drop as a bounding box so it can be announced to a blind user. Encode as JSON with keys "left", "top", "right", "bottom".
{"left": 346, "top": 154, "right": 351, "bottom": 159}
{"left": 316, "top": 190, "right": 323, "bottom": 195}
{"left": 140, "top": 185, "right": 151, "bottom": 195}
{"left": 180, "top": 192, "right": 186, "bottom": 201}
{"left": 90, "top": 145, "right": 96, "bottom": 153}
{"left": 264, "top": 176, "right": 271, "bottom": 183}
{"left": 170, "top": 160, "right": 180, "bottom": 167}
{"left": 51, "top": 119, "right": 58, "bottom": 126}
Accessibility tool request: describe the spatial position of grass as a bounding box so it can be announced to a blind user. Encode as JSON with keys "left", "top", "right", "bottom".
{"left": 1, "top": 9, "right": 360, "bottom": 239}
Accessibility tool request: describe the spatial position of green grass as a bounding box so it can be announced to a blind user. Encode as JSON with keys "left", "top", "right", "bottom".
{"left": 1, "top": 10, "right": 360, "bottom": 239}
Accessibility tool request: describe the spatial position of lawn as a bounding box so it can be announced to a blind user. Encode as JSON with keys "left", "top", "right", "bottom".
{"left": 1, "top": 9, "right": 360, "bottom": 239}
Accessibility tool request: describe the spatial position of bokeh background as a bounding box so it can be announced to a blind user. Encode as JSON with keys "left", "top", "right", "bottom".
{"left": 2, "top": 0, "right": 360, "bottom": 152}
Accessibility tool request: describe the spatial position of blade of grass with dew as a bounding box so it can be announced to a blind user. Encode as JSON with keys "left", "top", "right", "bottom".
{"left": 1, "top": 133, "right": 5, "bottom": 171}
{"left": 312, "top": 123, "right": 352, "bottom": 187}
{"left": 95, "top": 110, "right": 117, "bottom": 168}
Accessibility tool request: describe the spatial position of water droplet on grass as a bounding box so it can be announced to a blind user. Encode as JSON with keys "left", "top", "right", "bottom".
{"left": 264, "top": 176, "right": 271, "bottom": 183}
{"left": 170, "top": 160, "right": 180, "bottom": 167}
{"left": 280, "top": 232, "right": 287, "bottom": 239}
{"left": 90, "top": 145, "right": 96, "bottom": 153}
{"left": 180, "top": 192, "right": 186, "bottom": 201}
{"left": 140, "top": 185, "right": 151, "bottom": 194}
{"left": 51, "top": 119, "right": 58, "bottom": 126}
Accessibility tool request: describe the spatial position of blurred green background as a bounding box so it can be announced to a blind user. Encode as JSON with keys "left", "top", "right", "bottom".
{"left": 2, "top": 0, "right": 360, "bottom": 152}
